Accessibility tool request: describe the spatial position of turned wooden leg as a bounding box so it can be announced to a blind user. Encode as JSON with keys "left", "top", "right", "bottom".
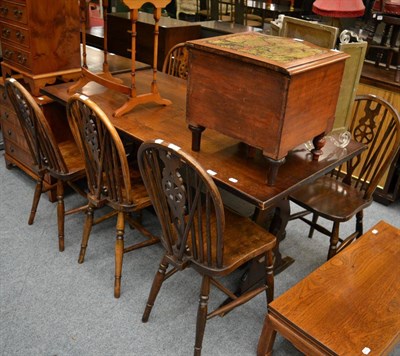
{"left": 264, "top": 156, "right": 286, "bottom": 186}
{"left": 28, "top": 176, "right": 43, "bottom": 225}
{"left": 56, "top": 180, "right": 65, "bottom": 252}
{"left": 194, "top": 275, "right": 210, "bottom": 356}
{"left": 78, "top": 205, "right": 94, "bottom": 264}
{"left": 356, "top": 210, "right": 364, "bottom": 238}
{"left": 142, "top": 255, "right": 169, "bottom": 322}
{"left": 311, "top": 133, "right": 326, "bottom": 161}
{"left": 114, "top": 211, "right": 125, "bottom": 298}
{"left": 327, "top": 221, "right": 340, "bottom": 260}
{"left": 265, "top": 250, "right": 274, "bottom": 304}
{"left": 189, "top": 124, "right": 205, "bottom": 152}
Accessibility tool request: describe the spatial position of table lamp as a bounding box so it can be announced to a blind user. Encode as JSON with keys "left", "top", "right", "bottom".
{"left": 312, "top": 0, "right": 365, "bottom": 27}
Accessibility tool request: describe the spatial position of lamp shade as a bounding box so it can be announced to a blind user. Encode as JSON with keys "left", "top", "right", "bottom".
{"left": 313, "top": 0, "right": 365, "bottom": 17}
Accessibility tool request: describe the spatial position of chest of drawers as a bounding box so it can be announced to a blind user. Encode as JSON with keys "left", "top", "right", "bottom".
{"left": 0, "top": 0, "right": 81, "bottom": 95}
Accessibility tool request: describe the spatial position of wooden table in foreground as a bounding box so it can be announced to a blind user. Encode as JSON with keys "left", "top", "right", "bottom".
{"left": 41, "top": 70, "right": 365, "bottom": 275}
{"left": 258, "top": 220, "right": 400, "bottom": 356}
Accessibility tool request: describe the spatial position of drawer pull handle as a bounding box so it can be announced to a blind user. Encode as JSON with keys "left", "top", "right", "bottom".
{"left": 15, "top": 30, "right": 24, "bottom": 41}
{"left": 13, "top": 8, "right": 22, "bottom": 19}
{"left": 4, "top": 111, "right": 9, "bottom": 119}
{"left": 0, "top": 6, "right": 8, "bottom": 15}
{"left": 2, "top": 92, "right": 7, "bottom": 100}
{"left": 4, "top": 49, "right": 14, "bottom": 58}
{"left": 17, "top": 54, "right": 27, "bottom": 64}
{"left": 10, "top": 146, "right": 14, "bottom": 153}
{"left": 7, "top": 129, "right": 12, "bottom": 136}
{"left": 2, "top": 27, "right": 10, "bottom": 38}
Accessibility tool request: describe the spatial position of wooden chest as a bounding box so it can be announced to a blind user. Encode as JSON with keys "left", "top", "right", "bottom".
{"left": 0, "top": 0, "right": 81, "bottom": 95}
{"left": 186, "top": 32, "right": 349, "bottom": 185}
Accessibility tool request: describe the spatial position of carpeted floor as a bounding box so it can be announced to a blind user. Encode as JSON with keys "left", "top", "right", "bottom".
{"left": 0, "top": 156, "right": 399, "bottom": 356}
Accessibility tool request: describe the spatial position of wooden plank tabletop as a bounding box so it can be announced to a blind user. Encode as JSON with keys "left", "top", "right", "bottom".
{"left": 266, "top": 220, "right": 400, "bottom": 355}
{"left": 41, "top": 70, "right": 366, "bottom": 211}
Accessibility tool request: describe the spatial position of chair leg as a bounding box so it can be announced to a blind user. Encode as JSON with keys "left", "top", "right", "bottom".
{"left": 265, "top": 251, "right": 274, "bottom": 304}
{"left": 308, "top": 213, "right": 318, "bottom": 238}
{"left": 142, "top": 255, "right": 169, "bottom": 322}
{"left": 114, "top": 211, "right": 125, "bottom": 298}
{"left": 28, "top": 176, "right": 43, "bottom": 225}
{"left": 327, "top": 221, "right": 340, "bottom": 260}
{"left": 356, "top": 210, "right": 364, "bottom": 238}
{"left": 78, "top": 205, "right": 94, "bottom": 264}
{"left": 56, "top": 180, "right": 65, "bottom": 252}
{"left": 194, "top": 275, "right": 211, "bottom": 356}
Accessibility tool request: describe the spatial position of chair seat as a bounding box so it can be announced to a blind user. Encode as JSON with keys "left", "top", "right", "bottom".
{"left": 58, "top": 139, "right": 86, "bottom": 175}
{"left": 188, "top": 207, "right": 276, "bottom": 276}
{"left": 290, "top": 176, "right": 373, "bottom": 222}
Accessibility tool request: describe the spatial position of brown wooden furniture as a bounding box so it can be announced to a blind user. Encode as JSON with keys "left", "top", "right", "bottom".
{"left": 358, "top": 61, "right": 400, "bottom": 205}
{"left": 107, "top": 11, "right": 202, "bottom": 69}
{"left": 1, "top": 77, "right": 61, "bottom": 201}
{"left": 41, "top": 69, "right": 366, "bottom": 279}
{"left": 5, "top": 78, "right": 86, "bottom": 252}
{"left": 290, "top": 94, "right": 400, "bottom": 260}
{"left": 186, "top": 32, "right": 349, "bottom": 185}
{"left": 257, "top": 220, "right": 400, "bottom": 356}
{"left": 138, "top": 139, "right": 276, "bottom": 356}
{"left": 162, "top": 42, "right": 189, "bottom": 79}
{"left": 66, "top": 94, "right": 159, "bottom": 298}
{"left": 0, "top": 0, "right": 81, "bottom": 96}
{"left": 0, "top": 47, "right": 136, "bottom": 202}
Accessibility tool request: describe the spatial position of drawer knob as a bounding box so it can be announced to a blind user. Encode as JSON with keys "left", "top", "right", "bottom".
{"left": 17, "top": 53, "right": 27, "bottom": 64}
{"left": 0, "top": 6, "right": 9, "bottom": 15}
{"left": 4, "top": 49, "right": 14, "bottom": 59}
{"left": 15, "top": 30, "right": 24, "bottom": 41}
{"left": 7, "top": 129, "right": 12, "bottom": 136}
{"left": 2, "top": 92, "right": 7, "bottom": 100}
{"left": 1, "top": 27, "right": 10, "bottom": 38}
{"left": 13, "top": 8, "right": 22, "bottom": 19}
{"left": 3, "top": 111, "right": 9, "bottom": 119}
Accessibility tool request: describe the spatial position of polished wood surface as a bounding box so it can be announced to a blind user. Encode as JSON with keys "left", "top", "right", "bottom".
{"left": 138, "top": 140, "right": 276, "bottom": 355}
{"left": 0, "top": 0, "right": 81, "bottom": 95}
{"left": 107, "top": 12, "right": 202, "bottom": 69}
{"left": 67, "top": 95, "right": 159, "bottom": 298}
{"left": 290, "top": 95, "right": 400, "bottom": 260}
{"left": 41, "top": 69, "right": 366, "bottom": 212}
{"left": 5, "top": 78, "right": 86, "bottom": 252}
{"left": 0, "top": 47, "right": 133, "bottom": 202}
{"left": 257, "top": 220, "right": 400, "bottom": 356}
{"left": 185, "top": 33, "right": 349, "bottom": 184}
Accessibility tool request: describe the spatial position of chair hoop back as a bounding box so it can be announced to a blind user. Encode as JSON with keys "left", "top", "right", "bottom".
{"left": 5, "top": 78, "right": 68, "bottom": 174}
{"left": 162, "top": 43, "right": 189, "bottom": 80}
{"left": 66, "top": 94, "right": 133, "bottom": 206}
{"left": 345, "top": 94, "right": 400, "bottom": 199}
{"left": 137, "top": 140, "right": 226, "bottom": 269}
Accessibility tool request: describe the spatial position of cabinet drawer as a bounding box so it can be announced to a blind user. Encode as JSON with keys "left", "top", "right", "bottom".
{"left": 3, "top": 138, "right": 34, "bottom": 167}
{"left": 0, "top": 22, "right": 29, "bottom": 48}
{"left": 0, "top": 0, "right": 27, "bottom": 25}
{"left": 2, "top": 119, "right": 30, "bottom": 150}
{"left": 1, "top": 42, "right": 31, "bottom": 70}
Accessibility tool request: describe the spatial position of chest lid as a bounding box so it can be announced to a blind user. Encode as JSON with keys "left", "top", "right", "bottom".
{"left": 186, "top": 32, "right": 349, "bottom": 75}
